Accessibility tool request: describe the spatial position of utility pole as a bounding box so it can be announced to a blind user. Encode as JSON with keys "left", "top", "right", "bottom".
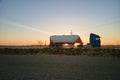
{"left": 45, "top": 40, "right": 46, "bottom": 46}
{"left": 70, "top": 30, "right": 73, "bottom": 35}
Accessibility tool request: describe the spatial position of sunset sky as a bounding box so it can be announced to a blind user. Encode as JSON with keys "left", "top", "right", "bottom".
{"left": 0, "top": 0, "right": 120, "bottom": 45}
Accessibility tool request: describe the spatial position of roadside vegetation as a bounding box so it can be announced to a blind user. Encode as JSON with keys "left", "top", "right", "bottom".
{"left": 0, "top": 47, "right": 120, "bottom": 57}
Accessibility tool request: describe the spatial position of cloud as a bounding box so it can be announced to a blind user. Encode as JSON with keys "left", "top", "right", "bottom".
{"left": 0, "top": 19, "right": 54, "bottom": 35}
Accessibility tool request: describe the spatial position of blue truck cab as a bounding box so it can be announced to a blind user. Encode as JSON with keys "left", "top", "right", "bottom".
{"left": 90, "top": 33, "right": 101, "bottom": 47}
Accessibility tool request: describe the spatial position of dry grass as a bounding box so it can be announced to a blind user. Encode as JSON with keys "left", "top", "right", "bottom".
{"left": 0, "top": 47, "right": 120, "bottom": 57}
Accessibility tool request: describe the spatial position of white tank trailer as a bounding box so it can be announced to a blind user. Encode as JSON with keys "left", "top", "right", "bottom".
{"left": 49, "top": 35, "right": 83, "bottom": 48}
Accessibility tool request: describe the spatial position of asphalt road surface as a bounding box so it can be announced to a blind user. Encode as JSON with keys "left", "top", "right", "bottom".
{"left": 0, "top": 55, "right": 120, "bottom": 80}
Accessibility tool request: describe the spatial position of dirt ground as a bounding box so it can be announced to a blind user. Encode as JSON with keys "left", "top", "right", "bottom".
{"left": 0, "top": 55, "right": 120, "bottom": 80}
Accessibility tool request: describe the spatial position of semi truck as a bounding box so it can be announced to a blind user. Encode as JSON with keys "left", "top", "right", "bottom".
{"left": 49, "top": 33, "right": 101, "bottom": 48}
